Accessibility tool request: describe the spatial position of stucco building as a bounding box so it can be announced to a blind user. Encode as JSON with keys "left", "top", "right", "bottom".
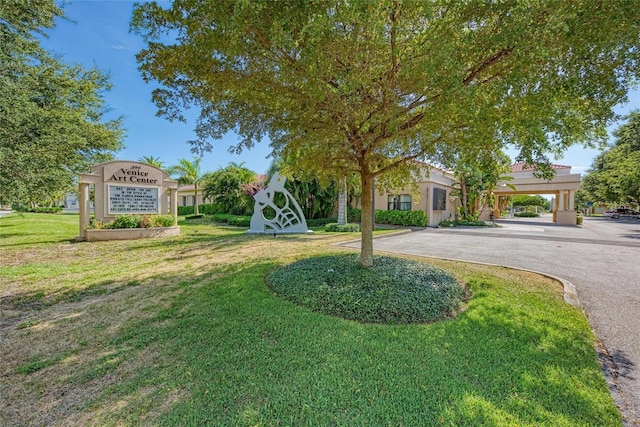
{"left": 373, "top": 162, "right": 581, "bottom": 227}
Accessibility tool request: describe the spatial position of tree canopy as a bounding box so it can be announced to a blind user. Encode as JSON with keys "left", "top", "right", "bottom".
{"left": 581, "top": 111, "right": 640, "bottom": 207}
{"left": 511, "top": 195, "right": 549, "bottom": 209}
{"left": 132, "top": 0, "right": 640, "bottom": 266}
{"left": 0, "top": 0, "right": 124, "bottom": 206}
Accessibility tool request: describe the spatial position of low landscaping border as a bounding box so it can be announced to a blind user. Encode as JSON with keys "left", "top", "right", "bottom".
{"left": 85, "top": 226, "right": 180, "bottom": 242}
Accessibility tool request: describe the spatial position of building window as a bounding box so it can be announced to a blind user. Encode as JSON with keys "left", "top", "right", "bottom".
{"left": 388, "top": 194, "right": 412, "bottom": 211}
{"left": 433, "top": 188, "right": 447, "bottom": 211}
{"left": 181, "top": 196, "right": 187, "bottom": 206}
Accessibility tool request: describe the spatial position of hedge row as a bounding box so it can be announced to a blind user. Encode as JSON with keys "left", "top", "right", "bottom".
{"left": 324, "top": 223, "right": 361, "bottom": 232}
{"left": 14, "top": 206, "right": 64, "bottom": 214}
{"left": 212, "top": 213, "right": 251, "bottom": 227}
{"left": 375, "top": 209, "right": 427, "bottom": 227}
{"left": 348, "top": 208, "right": 362, "bottom": 222}
{"left": 514, "top": 211, "right": 540, "bottom": 218}
{"left": 306, "top": 217, "right": 336, "bottom": 226}
{"left": 439, "top": 219, "right": 490, "bottom": 227}
{"left": 347, "top": 208, "right": 427, "bottom": 227}
{"left": 177, "top": 204, "right": 221, "bottom": 216}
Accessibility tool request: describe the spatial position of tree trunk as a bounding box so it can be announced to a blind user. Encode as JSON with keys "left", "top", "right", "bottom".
{"left": 337, "top": 176, "right": 347, "bottom": 225}
{"left": 360, "top": 172, "right": 374, "bottom": 268}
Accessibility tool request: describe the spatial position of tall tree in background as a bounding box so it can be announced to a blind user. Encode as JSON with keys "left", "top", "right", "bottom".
{"left": 0, "top": 0, "right": 124, "bottom": 206}
{"left": 167, "top": 157, "right": 206, "bottom": 215}
{"left": 581, "top": 111, "right": 640, "bottom": 207}
{"left": 138, "top": 156, "right": 165, "bottom": 169}
{"left": 132, "top": 1, "right": 640, "bottom": 267}
{"left": 511, "top": 195, "right": 549, "bottom": 211}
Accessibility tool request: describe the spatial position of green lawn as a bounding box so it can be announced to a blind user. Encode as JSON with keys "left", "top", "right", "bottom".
{"left": 0, "top": 213, "right": 621, "bottom": 426}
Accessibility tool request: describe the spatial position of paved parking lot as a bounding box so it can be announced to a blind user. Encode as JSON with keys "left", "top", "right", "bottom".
{"left": 341, "top": 215, "right": 640, "bottom": 425}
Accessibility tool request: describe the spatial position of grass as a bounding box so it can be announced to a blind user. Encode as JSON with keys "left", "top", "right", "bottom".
{"left": 0, "top": 213, "right": 622, "bottom": 426}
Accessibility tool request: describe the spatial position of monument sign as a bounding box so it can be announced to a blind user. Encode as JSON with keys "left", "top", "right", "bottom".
{"left": 77, "top": 160, "right": 178, "bottom": 241}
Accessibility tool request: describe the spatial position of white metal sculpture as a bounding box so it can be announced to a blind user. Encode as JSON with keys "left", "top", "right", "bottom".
{"left": 247, "top": 172, "right": 312, "bottom": 234}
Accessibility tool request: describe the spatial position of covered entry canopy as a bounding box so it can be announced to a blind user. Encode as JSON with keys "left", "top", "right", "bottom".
{"left": 492, "top": 162, "right": 581, "bottom": 225}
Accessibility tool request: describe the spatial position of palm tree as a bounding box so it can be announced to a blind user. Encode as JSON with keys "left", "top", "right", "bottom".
{"left": 138, "top": 156, "right": 165, "bottom": 169}
{"left": 167, "top": 157, "right": 205, "bottom": 215}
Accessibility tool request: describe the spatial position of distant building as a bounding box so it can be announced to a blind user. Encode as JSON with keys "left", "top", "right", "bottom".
{"left": 491, "top": 162, "right": 581, "bottom": 225}
{"left": 372, "top": 162, "right": 581, "bottom": 226}
{"left": 176, "top": 184, "right": 205, "bottom": 208}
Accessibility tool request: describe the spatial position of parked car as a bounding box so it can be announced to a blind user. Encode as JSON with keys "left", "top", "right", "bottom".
{"left": 604, "top": 208, "right": 640, "bottom": 219}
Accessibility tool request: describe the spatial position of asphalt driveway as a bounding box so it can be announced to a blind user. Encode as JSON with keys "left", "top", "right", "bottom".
{"left": 340, "top": 215, "right": 640, "bottom": 425}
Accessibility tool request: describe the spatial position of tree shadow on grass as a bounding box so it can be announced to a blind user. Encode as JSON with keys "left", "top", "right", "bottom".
{"left": 0, "top": 260, "right": 624, "bottom": 426}
{"left": 50, "top": 267, "right": 624, "bottom": 425}
{"left": 0, "top": 235, "right": 76, "bottom": 247}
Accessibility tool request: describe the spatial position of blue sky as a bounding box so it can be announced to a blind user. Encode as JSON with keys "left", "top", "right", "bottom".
{"left": 41, "top": 1, "right": 639, "bottom": 175}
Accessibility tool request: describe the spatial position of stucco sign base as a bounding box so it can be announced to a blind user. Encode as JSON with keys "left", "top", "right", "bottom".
{"left": 85, "top": 226, "right": 180, "bottom": 242}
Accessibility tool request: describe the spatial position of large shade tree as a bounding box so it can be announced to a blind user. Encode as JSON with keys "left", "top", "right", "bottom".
{"left": 581, "top": 111, "right": 640, "bottom": 207}
{"left": 132, "top": 0, "right": 640, "bottom": 267}
{"left": 0, "top": 0, "right": 124, "bottom": 206}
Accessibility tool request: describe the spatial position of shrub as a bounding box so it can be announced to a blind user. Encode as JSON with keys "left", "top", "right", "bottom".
{"left": 185, "top": 214, "right": 205, "bottom": 220}
{"left": 514, "top": 211, "right": 539, "bottom": 218}
{"left": 153, "top": 214, "right": 177, "bottom": 227}
{"left": 438, "top": 219, "right": 491, "bottom": 227}
{"left": 324, "top": 223, "right": 361, "bottom": 232}
{"left": 178, "top": 206, "right": 194, "bottom": 216}
{"left": 105, "top": 215, "right": 139, "bottom": 229}
{"left": 198, "top": 204, "right": 219, "bottom": 215}
{"left": 212, "top": 213, "right": 234, "bottom": 223}
{"left": 375, "top": 209, "right": 427, "bottom": 227}
{"left": 347, "top": 208, "right": 361, "bottom": 222}
{"left": 13, "top": 206, "right": 64, "bottom": 214}
{"left": 307, "top": 217, "right": 337, "bottom": 227}
{"left": 266, "top": 254, "right": 468, "bottom": 324}
{"left": 456, "top": 219, "right": 490, "bottom": 226}
{"left": 96, "top": 214, "right": 176, "bottom": 229}
{"left": 86, "top": 217, "right": 103, "bottom": 229}
{"left": 227, "top": 216, "right": 251, "bottom": 227}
